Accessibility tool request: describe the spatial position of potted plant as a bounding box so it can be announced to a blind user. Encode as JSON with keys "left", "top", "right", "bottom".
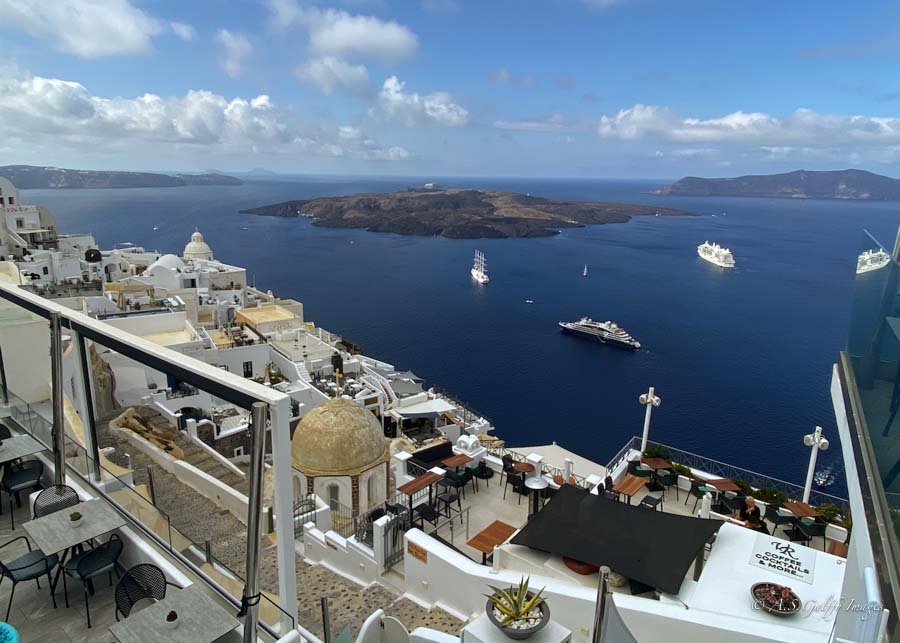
{"left": 69, "top": 511, "right": 82, "bottom": 528}
{"left": 485, "top": 576, "right": 550, "bottom": 640}
{"left": 165, "top": 609, "right": 179, "bottom": 629}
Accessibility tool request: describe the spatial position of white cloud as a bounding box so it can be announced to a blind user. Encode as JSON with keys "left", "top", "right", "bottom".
{"left": 267, "top": 1, "right": 418, "bottom": 63}
{"left": 295, "top": 56, "right": 371, "bottom": 96}
{"left": 487, "top": 67, "right": 536, "bottom": 88}
{"left": 215, "top": 29, "right": 253, "bottom": 78}
{"left": 597, "top": 104, "right": 900, "bottom": 148}
{"left": 0, "top": 0, "right": 162, "bottom": 58}
{"left": 372, "top": 76, "right": 468, "bottom": 127}
{"left": 0, "top": 68, "right": 408, "bottom": 162}
{"left": 493, "top": 114, "right": 570, "bottom": 132}
{"left": 170, "top": 21, "right": 196, "bottom": 42}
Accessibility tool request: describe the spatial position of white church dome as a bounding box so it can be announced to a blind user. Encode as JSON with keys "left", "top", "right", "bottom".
{"left": 183, "top": 229, "right": 213, "bottom": 261}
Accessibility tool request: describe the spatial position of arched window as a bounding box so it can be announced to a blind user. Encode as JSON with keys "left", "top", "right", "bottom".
{"left": 327, "top": 483, "right": 340, "bottom": 509}
{"left": 367, "top": 475, "right": 378, "bottom": 508}
{"left": 293, "top": 476, "right": 302, "bottom": 500}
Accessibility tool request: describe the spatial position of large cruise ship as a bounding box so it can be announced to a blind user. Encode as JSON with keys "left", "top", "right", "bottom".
{"left": 856, "top": 248, "right": 891, "bottom": 274}
{"left": 470, "top": 249, "right": 489, "bottom": 283}
{"left": 559, "top": 317, "right": 641, "bottom": 349}
{"left": 697, "top": 241, "right": 736, "bottom": 268}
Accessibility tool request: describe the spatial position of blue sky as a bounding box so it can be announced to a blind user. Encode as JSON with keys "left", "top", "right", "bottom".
{"left": 1, "top": 0, "right": 899, "bottom": 178}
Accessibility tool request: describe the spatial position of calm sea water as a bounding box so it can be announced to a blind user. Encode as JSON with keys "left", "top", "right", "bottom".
{"left": 24, "top": 178, "right": 900, "bottom": 490}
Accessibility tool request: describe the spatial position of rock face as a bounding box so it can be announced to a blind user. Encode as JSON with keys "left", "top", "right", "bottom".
{"left": 652, "top": 169, "right": 900, "bottom": 200}
{"left": 0, "top": 165, "right": 243, "bottom": 189}
{"left": 240, "top": 188, "right": 690, "bottom": 239}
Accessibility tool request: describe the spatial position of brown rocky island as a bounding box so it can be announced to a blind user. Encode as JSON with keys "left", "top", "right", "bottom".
{"left": 240, "top": 189, "right": 690, "bottom": 239}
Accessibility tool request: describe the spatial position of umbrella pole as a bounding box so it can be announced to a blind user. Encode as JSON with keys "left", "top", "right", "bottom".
{"left": 592, "top": 566, "right": 611, "bottom": 643}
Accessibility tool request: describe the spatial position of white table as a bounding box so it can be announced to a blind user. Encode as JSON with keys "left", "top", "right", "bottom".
{"left": 109, "top": 586, "right": 241, "bottom": 643}
{"left": 525, "top": 476, "right": 549, "bottom": 516}
{"left": 0, "top": 434, "right": 44, "bottom": 464}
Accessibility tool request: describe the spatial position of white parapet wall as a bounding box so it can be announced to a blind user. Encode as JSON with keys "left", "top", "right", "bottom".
{"left": 303, "top": 523, "right": 380, "bottom": 587}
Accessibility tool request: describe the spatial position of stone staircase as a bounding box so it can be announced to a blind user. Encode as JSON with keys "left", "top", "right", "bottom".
{"left": 172, "top": 432, "right": 249, "bottom": 496}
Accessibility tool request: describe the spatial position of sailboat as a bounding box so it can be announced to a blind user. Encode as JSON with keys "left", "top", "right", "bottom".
{"left": 582, "top": 264, "right": 588, "bottom": 277}
{"left": 471, "top": 250, "right": 489, "bottom": 284}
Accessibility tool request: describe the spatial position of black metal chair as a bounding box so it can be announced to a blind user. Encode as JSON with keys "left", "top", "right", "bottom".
{"left": 459, "top": 467, "right": 478, "bottom": 494}
{"left": 472, "top": 460, "right": 494, "bottom": 486}
{"left": 62, "top": 534, "right": 123, "bottom": 628}
{"left": 604, "top": 475, "right": 614, "bottom": 492}
{"left": 602, "top": 490, "right": 618, "bottom": 501}
{"left": 720, "top": 492, "right": 745, "bottom": 515}
{"left": 687, "top": 481, "right": 709, "bottom": 514}
{"left": 115, "top": 563, "right": 181, "bottom": 621}
{"left": 33, "top": 485, "right": 80, "bottom": 519}
{"left": 413, "top": 503, "right": 441, "bottom": 530}
{"left": 500, "top": 455, "right": 515, "bottom": 485}
{"left": 436, "top": 488, "right": 461, "bottom": 519}
{"left": 1, "top": 460, "right": 43, "bottom": 529}
{"left": 441, "top": 471, "right": 467, "bottom": 499}
{"left": 765, "top": 505, "right": 796, "bottom": 536}
{"left": 639, "top": 494, "right": 663, "bottom": 511}
{"left": 503, "top": 472, "right": 526, "bottom": 503}
{"left": 788, "top": 518, "right": 828, "bottom": 549}
{"left": 0, "top": 535, "right": 59, "bottom": 621}
{"left": 654, "top": 469, "right": 678, "bottom": 500}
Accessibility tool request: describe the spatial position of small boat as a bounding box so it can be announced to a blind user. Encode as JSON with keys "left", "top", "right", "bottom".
{"left": 814, "top": 466, "right": 835, "bottom": 488}
{"left": 582, "top": 264, "right": 588, "bottom": 277}
{"left": 152, "top": 226, "right": 159, "bottom": 231}
{"left": 240, "top": 226, "right": 249, "bottom": 231}
{"left": 525, "top": 299, "right": 534, "bottom": 304}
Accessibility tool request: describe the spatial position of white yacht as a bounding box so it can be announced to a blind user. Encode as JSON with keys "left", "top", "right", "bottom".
{"left": 697, "top": 241, "right": 735, "bottom": 268}
{"left": 471, "top": 249, "right": 489, "bottom": 283}
{"left": 559, "top": 317, "right": 641, "bottom": 350}
{"left": 582, "top": 263, "right": 588, "bottom": 277}
{"left": 856, "top": 248, "right": 891, "bottom": 274}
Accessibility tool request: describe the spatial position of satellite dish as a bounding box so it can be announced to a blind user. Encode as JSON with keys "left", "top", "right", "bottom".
{"left": 84, "top": 248, "right": 102, "bottom": 263}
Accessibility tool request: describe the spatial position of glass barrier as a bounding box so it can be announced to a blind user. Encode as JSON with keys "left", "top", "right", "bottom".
{"left": 846, "top": 230, "right": 900, "bottom": 543}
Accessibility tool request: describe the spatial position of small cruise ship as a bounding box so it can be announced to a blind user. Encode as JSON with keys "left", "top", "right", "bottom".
{"left": 559, "top": 317, "right": 641, "bottom": 350}
{"left": 471, "top": 249, "right": 489, "bottom": 283}
{"left": 856, "top": 248, "right": 891, "bottom": 274}
{"left": 697, "top": 241, "right": 735, "bottom": 268}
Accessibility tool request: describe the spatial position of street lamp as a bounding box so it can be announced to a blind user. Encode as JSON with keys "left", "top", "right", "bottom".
{"left": 639, "top": 387, "right": 661, "bottom": 453}
{"left": 802, "top": 426, "right": 829, "bottom": 503}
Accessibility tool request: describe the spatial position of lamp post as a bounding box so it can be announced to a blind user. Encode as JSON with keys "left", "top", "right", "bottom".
{"left": 638, "top": 387, "right": 661, "bottom": 453}
{"left": 802, "top": 426, "right": 829, "bottom": 504}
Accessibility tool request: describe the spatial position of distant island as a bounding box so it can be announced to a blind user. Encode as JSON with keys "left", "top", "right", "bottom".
{"left": 240, "top": 189, "right": 690, "bottom": 239}
{"left": 652, "top": 169, "right": 900, "bottom": 200}
{"left": 0, "top": 165, "right": 243, "bottom": 189}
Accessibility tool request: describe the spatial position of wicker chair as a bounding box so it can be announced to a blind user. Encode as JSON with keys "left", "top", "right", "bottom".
{"left": 33, "top": 485, "right": 79, "bottom": 519}
{"left": 115, "top": 563, "right": 182, "bottom": 621}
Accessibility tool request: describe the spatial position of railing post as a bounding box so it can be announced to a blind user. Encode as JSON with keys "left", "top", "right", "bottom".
{"left": 242, "top": 402, "right": 267, "bottom": 643}
{"left": 146, "top": 467, "right": 157, "bottom": 506}
{"left": 0, "top": 344, "right": 8, "bottom": 406}
{"left": 73, "top": 331, "right": 101, "bottom": 481}
{"left": 50, "top": 312, "right": 65, "bottom": 484}
{"left": 321, "top": 596, "right": 332, "bottom": 643}
{"left": 592, "top": 566, "right": 610, "bottom": 643}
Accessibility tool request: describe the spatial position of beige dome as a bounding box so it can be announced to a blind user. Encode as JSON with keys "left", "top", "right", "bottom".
{"left": 292, "top": 398, "right": 388, "bottom": 475}
{"left": 183, "top": 229, "right": 213, "bottom": 260}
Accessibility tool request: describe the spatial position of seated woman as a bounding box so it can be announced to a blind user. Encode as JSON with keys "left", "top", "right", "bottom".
{"left": 735, "top": 496, "right": 769, "bottom": 534}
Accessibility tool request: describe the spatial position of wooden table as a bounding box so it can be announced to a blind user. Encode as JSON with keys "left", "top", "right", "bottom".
{"left": 827, "top": 540, "right": 849, "bottom": 558}
{"left": 467, "top": 520, "right": 517, "bottom": 564}
{"left": 552, "top": 474, "right": 577, "bottom": 486}
{"left": 784, "top": 500, "right": 819, "bottom": 519}
{"left": 109, "top": 586, "right": 240, "bottom": 643}
{"left": 640, "top": 457, "right": 671, "bottom": 471}
{"left": 441, "top": 453, "right": 473, "bottom": 470}
{"left": 612, "top": 474, "right": 646, "bottom": 504}
{"left": 514, "top": 462, "right": 534, "bottom": 474}
{"left": 397, "top": 471, "right": 442, "bottom": 514}
{"left": 705, "top": 478, "right": 742, "bottom": 493}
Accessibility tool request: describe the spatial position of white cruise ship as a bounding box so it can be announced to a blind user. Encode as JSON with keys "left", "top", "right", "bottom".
{"left": 697, "top": 241, "right": 735, "bottom": 268}
{"left": 471, "top": 249, "right": 489, "bottom": 283}
{"left": 559, "top": 317, "right": 641, "bottom": 349}
{"left": 856, "top": 248, "right": 891, "bottom": 274}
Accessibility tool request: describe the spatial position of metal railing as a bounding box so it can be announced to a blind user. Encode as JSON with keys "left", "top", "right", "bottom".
{"left": 481, "top": 442, "right": 589, "bottom": 488}
{"left": 406, "top": 459, "right": 429, "bottom": 478}
{"left": 328, "top": 499, "right": 355, "bottom": 538}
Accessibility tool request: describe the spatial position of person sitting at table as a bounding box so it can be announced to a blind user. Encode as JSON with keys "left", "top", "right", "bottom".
{"left": 735, "top": 496, "right": 768, "bottom": 533}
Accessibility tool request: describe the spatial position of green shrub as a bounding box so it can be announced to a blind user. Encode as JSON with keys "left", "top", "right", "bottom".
{"left": 642, "top": 444, "right": 671, "bottom": 461}
{"left": 815, "top": 503, "right": 840, "bottom": 523}
{"left": 733, "top": 479, "right": 754, "bottom": 496}
{"left": 669, "top": 462, "right": 692, "bottom": 478}
{"left": 752, "top": 487, "right": 787, "bottom": 506}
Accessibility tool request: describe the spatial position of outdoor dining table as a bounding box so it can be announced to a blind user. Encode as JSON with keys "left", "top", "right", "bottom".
{"left": 640, "top": 457, "right": 671, "bottom": 471}
{"left": 524, "top": 476, "right": 549, "bottom": 516}
{"left": 513, "top": 461, "right": 534, "bottom": 474}
{"left": 784, "top": 500, "right": 820, "bottom": 519}
{"left": 612, "top": 474, "right": 646, "bottom": 505}
{"left": 0, "top": 434, "right": 45, "bottom": 465}
{"left": 441, "top": 453, "right": 473, "bottom": 471}
{"left": 23, "top": 497, "right": 126, "bottom": 597}
{"left": 705, "top": 477, "right": 742, "bottom": 493}
{"left": 397, "top": 471, "right": 443, "bottom": 515}
{"left": 109, "top": 585, "right": 240, "bottom": 643}
{"left": 467, "top": 520, "right": 517, "bottom": 564}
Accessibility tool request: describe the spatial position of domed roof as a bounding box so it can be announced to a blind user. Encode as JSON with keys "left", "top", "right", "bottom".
{"left": 292, "top": 398, "right": 388, "bottom": 475}
{"left": 183, "top": 228, "right": 213, "bottom": 260}
{"left": 146, "top": 254, "right": 185, "bottom": 273}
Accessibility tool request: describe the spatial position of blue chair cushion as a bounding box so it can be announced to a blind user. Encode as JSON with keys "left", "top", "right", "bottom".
{"left": 5, "top": 550, "right": 58, "bottom": 582}
{"left": 0, "top": 622, "right": 19, "bottom": 643}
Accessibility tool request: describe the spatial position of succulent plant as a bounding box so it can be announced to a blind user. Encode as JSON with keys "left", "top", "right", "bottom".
{"left": 485, "top": 576, "right": 546, "bottom": 627}
{"left": 69, "top": 511, "right": 82, "bottom": 521}
{"left": 166, "top": 610, "right": 178, "bottom": 622}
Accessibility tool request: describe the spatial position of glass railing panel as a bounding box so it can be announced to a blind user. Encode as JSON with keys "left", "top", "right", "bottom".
{"left": 845, "top": 230, "right": 900, "bottom": 542}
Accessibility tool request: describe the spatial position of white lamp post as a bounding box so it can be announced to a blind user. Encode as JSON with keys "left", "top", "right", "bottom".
{"left": 802, "top": 426, "right": 829, "bottom": 503}
{"left": 638, "top": 387, "right": 661, "bottom": 453}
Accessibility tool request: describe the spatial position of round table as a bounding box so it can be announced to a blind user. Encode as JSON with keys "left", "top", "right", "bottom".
{"left": 525, "top": 477, "right": 549, "bottom": 516}
{"left": 514, "top": 462, "right": 535, "bottom": 474}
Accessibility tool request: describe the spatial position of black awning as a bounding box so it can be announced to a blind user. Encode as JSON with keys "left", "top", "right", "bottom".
{"left": 510, "top": 485, "right": 723, "bottom": 594}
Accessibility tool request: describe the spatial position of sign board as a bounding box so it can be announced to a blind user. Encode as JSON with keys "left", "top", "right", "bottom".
{"left": 749, "top": 534, "right": 816, "bottom": 584}
{"left": 407, "top": 540, "right": 428, "bottom": 563}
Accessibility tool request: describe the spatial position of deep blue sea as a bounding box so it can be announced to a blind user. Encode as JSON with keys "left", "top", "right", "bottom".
{"left": 23, "top": 177, "right": 900, "bottom": 491}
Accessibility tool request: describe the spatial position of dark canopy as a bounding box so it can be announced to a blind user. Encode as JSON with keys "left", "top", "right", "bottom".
{"left": 510, "top": 485, "right": 723, "bottom": 594}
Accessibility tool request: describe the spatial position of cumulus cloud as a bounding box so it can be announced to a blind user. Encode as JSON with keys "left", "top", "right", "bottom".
{"left": 372, "top": 76, "right": 468, "bottom": 127}
{"left": 597, "top": 104, "right": 900, "bottom": 148}
{"left": 0, "top": 0, "right": 162, "bottom": 58}
{"left": 267, "top": 1, "right": 419, "bottom": 63}
{"left": 493, "top": 114, "right": 570, "bottom": 132}
{"left": 0, "top": 68, "right": 408, "bottom": 162}
{"left": 487, "top": 67, "right": 536, "bottom": 88}
{"left": 170, "top": 21, "right": 196, "bottom": 42}
{"left": 215, "top": 29, "right": 253, "bottom": 78}
{"left": 296, "top": 56, "right": 371, "bottom": 96}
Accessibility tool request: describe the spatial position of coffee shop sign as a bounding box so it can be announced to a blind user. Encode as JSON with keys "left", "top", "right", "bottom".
{"left": 750, "top": 536, "right": 816, "bottom": 585}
